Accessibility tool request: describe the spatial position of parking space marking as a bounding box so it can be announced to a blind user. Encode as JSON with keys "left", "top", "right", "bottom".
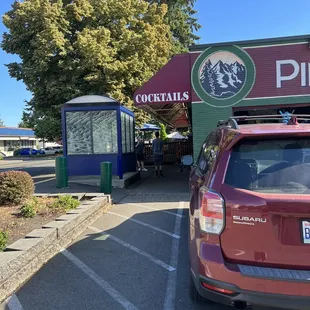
{"left": 126, "top": 203, "right": 184, "bottom": 218}
{"left": 34, "top": 177, "right": 55, "bottom": 185}
{"left": 163, "top": 201, "right": 184, "bottom": 310}
{"left": 61, "top": 249, "right": 139, "bottom": 310}
{"left": 89, "top": 226, "right": 176, "bottom": 272}
{"left": 5, "top": 294, "right": 24, "bottom": 310}
{"left": 108, "top": 211, "right": 180, "bottom": 239}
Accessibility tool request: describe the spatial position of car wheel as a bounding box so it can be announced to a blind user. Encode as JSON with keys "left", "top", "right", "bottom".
{"left": 189, "top": 272, "right": 212, "bottom": 304}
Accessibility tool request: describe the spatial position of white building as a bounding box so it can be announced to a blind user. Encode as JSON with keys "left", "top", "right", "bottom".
{"left": 0, "top": 127, "right": 38, "bottom": 156}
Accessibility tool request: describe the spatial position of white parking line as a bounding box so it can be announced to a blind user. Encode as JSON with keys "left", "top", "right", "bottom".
{"left": 163, "top": 201, "right": 184, "bottom": 310}
{"left": 88, "top": 226, "right": 175, "bottom": 272}
{"left": 5, "top": 294, "right": 24, "bottom": 310}
{"left": 34, "top": 177, "right": 55, "bottom": 185}
{"left": 108, "top": 211, "right": 180, "bottom": 239}
{"left": 61, "top": 249, "right": 139, "bottom": 310}
{"left": 126, "top": 203, "right": 184, "bottom": 218}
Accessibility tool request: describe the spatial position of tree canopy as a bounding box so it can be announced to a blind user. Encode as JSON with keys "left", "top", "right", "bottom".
{"left": 148, "top": 0, "right": 200, "bottom": 52}
{"left": 159, "top": 122, "right": 168, "bottom": 141}
{"left": 2, "top": 0, "right": 199, "bottom": 140}
{"left": 0, "top": 115, "right": 4, "bottom": 127}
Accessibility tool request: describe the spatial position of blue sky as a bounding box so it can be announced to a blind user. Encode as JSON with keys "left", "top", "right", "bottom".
{"left": 1, "top": 0, "right": 310, "bottom": 126}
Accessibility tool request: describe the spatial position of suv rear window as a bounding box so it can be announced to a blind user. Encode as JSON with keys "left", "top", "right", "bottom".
{"left": 224, "top": 137, "right": 310, "bottom": 194}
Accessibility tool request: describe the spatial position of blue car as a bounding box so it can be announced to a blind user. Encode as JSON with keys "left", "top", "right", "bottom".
{"left": 15, "top": 148, "right": 39, "bottom": 156}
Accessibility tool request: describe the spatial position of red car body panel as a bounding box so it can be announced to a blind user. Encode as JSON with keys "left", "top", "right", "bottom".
{"left": 189, "top": 121, "right": 310, "bottom": 306}
{"left": 197, "top": 242, "right": 310, "bottom": 296}
{"left": 220, "top": 185, "right": 310, "bottom": 268}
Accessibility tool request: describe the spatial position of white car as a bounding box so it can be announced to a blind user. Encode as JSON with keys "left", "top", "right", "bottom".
{"left": 40, "top": 147, "right": 58, "bottom": 155}
{"left": 52, "top": 146, "right": 63, "bottom": 155}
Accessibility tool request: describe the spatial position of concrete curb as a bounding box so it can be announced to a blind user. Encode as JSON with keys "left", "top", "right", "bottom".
{"left": 3, "top": 156, "right": 56, "bottom": 161}
{"left": 0, "top": 195, "right": 111, "bottom": 302}
{"left": 69, "top": 171, "right": 141, "bottom": 189}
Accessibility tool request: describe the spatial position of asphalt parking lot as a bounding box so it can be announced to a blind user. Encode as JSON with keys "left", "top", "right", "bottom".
{"left": 0, "top": 158, "right": 55, "bottom": 180}
{"left": 0, "top": 160, "right": 282, "bottom": 310}
{"left": 0, "top": 162, "right": 219, "bottom": 310}
{"left": 1, "top": 192, "right": 230, "bottom": 310}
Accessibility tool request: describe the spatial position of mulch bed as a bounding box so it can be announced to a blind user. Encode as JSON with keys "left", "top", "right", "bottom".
{"left": 0, "top": 198, "right": 65, "bottom": 246}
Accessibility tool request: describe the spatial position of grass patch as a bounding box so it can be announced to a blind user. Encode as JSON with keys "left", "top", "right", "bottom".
{"left": 0, "top": 231, "right": 8, "bottom": 252}
{"left": 19, "top": 195, "right": 80, "bottom": 218}
{"left": 1, "top": 195, "right": 80, "bottom": 246}
{"left": 20, "top": 197, "right": 40, "bottom": 218}
{"left": 51, "top": 195, "right": 79, "bottom": 212}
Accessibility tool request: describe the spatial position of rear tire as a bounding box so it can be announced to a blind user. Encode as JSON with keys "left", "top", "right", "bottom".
{"left": 189, "top": 272, "right": 212, "bottom": 304}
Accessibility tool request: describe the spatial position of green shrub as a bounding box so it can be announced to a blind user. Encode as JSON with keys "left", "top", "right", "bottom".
{"left": 20, "top": 197, "right": 39, "bottom": 218}
{"left": 51, "top": 195, "right": 79, "bottom": 211}
{"left": 0, "top": 231, "right": 8, "bottom": 252}
{"left": 159, "top": 123, "right": 168, "bottom": 141}
{"left": 0, "top": 171, "right": 34, "bottom": 205}
{"left": 0, "top": 156, "right": 3, "bottom": 160}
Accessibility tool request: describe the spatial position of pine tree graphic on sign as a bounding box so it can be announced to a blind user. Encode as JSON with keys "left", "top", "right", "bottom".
{"left": 200, "top": 51, "right": 246, "bottom": 99}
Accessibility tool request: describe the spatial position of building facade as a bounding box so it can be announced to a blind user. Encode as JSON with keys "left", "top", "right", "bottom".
{"left": 0, "top": 127, "right": 37, "bottom": 156}
{"left": 134, "top": 35, "right": 310, "bottom": 160}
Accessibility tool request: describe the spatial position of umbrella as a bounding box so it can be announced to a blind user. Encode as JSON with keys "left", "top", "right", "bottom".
{"left": 167, "top": 131, "right": 187, "bottom": 140}
{"left": 139, "top": 123, "right": 160, "bottom": 131}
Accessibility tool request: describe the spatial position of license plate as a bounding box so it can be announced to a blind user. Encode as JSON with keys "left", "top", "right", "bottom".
{"left": 302, "top": 220, "right": 310, "bottom": 244}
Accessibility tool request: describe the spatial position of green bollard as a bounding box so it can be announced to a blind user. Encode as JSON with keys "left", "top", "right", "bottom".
{"left": 100, "top": 162, "right": 112, "bottom": 194}
{"left": 55, "top": 156, "right": 68, "bottom": 188}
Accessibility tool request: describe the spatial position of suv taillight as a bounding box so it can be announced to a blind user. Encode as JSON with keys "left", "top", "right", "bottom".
{"left": 198, "top": 187, "right": 225, "bottom": 235}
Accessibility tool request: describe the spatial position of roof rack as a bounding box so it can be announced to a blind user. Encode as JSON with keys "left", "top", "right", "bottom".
{"left": 231, "top": 114, "right": 310, "bottom": 120}
{"left": 217, "top": 119, "right": 239, "bottom": 129}
{"left": 217, "top": 114, "right": 310, "bottom": 130}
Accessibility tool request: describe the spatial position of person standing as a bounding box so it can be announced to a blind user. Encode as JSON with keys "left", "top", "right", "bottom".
{"left": 152, "top": 131, "right": 164, "bottom": 177}
{"left": 135, "top": 137, "right": 147, "bottom": 171}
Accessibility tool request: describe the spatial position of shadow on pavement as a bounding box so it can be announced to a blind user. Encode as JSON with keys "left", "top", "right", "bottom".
{"left": 34, "top": 179, "right": 101, "bottom": 194}
{"left": 12, "top": 208, "right": 222, "bottom": 310}
{"left": 7, "top": 207, "right": 273, "bottom": 310}
{"left": 32, "top": 164, "right": 191, "bottom": 203}
{"left": 1, "top": 161, "right": 283, "bottom": 310}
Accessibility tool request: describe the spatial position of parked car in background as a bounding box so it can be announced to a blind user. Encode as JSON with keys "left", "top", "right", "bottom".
{"left": 189, "top": 115, "right": 310, "bottom": 310}
{"left": 39, "top": 146, "right": 63, "bottom": 155}
{"left": 39, "top": 147, "right": 56, "bottom": 156}
{"left": 52, "top": 146, "right": 63, "bottom": 154}
{"left": 14, "top": 148, "right": 39, "bottom": 156}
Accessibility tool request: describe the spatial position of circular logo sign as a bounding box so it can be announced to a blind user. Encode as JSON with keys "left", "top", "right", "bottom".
{"left": 192, "top": 45, "right": 256, "bottom": 107}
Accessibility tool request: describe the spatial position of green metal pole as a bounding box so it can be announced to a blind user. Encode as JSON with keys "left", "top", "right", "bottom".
{"left": 100, "top": 162, "right": 112, "bottom": 194}
{"left": 55, "top": 156, "right": 68, "bottom": 188}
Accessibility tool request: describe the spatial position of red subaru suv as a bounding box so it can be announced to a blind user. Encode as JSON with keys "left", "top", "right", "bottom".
{"left": 189, "top": 115, "right": 310, "bottom": 310}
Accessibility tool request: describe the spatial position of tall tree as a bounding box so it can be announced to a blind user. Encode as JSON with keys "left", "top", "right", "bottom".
{"left": 18, "top": 112, "right": 31, "bottom": 128}
{"left": 0, "top": 115, "right": 4, "bottom": 127}
{"left": 17, "top": 121, "right": 26, "bottom": 128}
{"left": 2, "top": 0, "right": 174, "bottom": 139}
{"left": 34, "top": 116, "right": 62, "bottom": 142}
{"left": 148, "top": 0, "right": 200, "bottom": 52}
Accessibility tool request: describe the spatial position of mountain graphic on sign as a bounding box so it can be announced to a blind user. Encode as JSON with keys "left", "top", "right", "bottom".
{"left": 200, "top": 55, "right": 246, "bottom": 99}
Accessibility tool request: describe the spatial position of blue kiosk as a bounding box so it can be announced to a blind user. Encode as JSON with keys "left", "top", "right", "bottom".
{"left": 61, "top": 95, "right": 136, "bottom": 179}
